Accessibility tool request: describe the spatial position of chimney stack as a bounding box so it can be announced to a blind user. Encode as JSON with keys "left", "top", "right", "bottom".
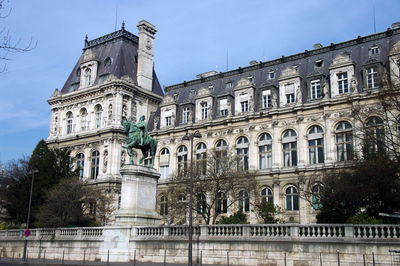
{"left": 136, "top": 20, "right": 157, "bottom": 91}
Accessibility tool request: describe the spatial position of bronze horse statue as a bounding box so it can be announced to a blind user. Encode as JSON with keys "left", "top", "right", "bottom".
{"left": 122, "top": 116, "right": 157, "bottom": 167}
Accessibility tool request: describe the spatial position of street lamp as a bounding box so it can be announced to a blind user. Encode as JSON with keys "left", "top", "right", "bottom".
{"left": 23, "top": 169, "right": 39, "bottom": 261}
{"left": 182, "top": 130, "right": 201, "bottom": 266}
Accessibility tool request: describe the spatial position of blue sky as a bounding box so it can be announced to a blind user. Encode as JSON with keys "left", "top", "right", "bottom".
{"left": 0, "top": 0, "right": 399, "bottom": 163}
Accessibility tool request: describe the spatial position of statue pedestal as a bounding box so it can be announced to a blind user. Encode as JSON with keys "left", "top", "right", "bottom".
{"left": 115, "top": 164, "right": 161, "bottom": 225}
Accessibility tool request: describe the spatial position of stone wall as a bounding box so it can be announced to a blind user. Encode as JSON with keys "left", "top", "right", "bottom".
{"left": 1, "top": 224, "right": 399, "bottom": 265}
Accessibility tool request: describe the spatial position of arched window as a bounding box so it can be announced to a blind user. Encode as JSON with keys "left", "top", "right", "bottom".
{"left": 91, "top": 150, "right": 100, "bottom": 179}
{"left": 236, "top": 136, "right": 249, "bottom": 170}
{"left": 76, "top": 153, "right": 85, "bottom": 180}
{"left": 159, "top": 148, "right": 170, "bottom": 180}
{"left": 177, "top": 146, "right": 188, "bottom": 174}
{"left": 95, "top": 105, "right": 103, "bottom": 129}
{"left": 197, "top": 193, "right": 206, "bottom": 214}
{"left": 196, "top": 143, "right": 207, "bottom": 175}
{"left": 259, "top": 133, "right": 272, "bottom": 169}
{"left": 84, "top": 68, "right": 92, "bottom": 86}
{"left": 215, "top": 139, "right": 228, "bottom": 172}
{"left": 160, "top": 195, "right": 168, "bottom": 216}
{"left": 66, "top": 112, "right": 73, "bottom": 134}
{"left": 282, "top": 130, "right": 297, "bottom": 167}
{"left": 286, "top": 186, "right": 299, "bottom": 211}
{"left": 80, "top": 108, "right": 87, "bottom": 131}
{"left": 238, "top": 190, "right": 250, "bottom": 212}
{"left": 308, "top": 125, "right": 324, "bottom": 164}
{"left": 311, "top": 184, "right": 323, "bottom": 210}
{"left": 216, "top": 191, "right": 227, "bottom": 214}
{"left": 261, "top": 187, "right": 273, "bottom": 204}
{"left": 336, "top": 121, "right": 353, "bottom": 161}
{"left": 366, "top": 116, "right": 385, "bottom": 154}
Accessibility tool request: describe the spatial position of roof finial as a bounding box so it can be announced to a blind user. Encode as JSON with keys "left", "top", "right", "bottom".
{"left": 84, "top": 35, "right": 89, "bottom": 47}
{"left": 122, "top": 21, "right": 125, "bottom": 30}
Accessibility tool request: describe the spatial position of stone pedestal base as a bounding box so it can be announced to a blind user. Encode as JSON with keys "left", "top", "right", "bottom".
{"left": 115, "top": 164, "right": 161, "bottom": 226}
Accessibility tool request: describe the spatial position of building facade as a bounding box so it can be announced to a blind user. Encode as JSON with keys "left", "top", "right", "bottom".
{"left": 46, "top": 21, "right": 164, "bottom": 222}
{"left": 152, "top": 23, "right": 400, "bottom": 224}
{"left": 47, "top": 21, "right": 400, "bottom": 225}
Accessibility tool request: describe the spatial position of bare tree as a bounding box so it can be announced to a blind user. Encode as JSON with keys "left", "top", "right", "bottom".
{"left": 0, "top": 0, "right": 36, "bottom": 72}
{"left": 162, "top": 149, "right": 257, "bottom": 225}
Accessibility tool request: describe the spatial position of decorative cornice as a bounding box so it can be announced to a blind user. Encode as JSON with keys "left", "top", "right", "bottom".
{"left": 84, "top": 28, "right": 138, "bottom": 50}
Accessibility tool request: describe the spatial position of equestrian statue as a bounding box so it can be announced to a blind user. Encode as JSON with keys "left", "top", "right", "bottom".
{"left": 122, "top": 115, "right": 157, "bottom": 167}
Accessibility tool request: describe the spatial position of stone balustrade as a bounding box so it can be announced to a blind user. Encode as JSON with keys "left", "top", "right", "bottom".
{"left": 1, "top": 224, "right": 399, "bottom": 242}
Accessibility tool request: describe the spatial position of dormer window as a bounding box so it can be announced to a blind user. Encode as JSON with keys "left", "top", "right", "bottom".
{"left": 369, "top": 46, "right": 380, "bottom": 56}
{"left": 248, "top": 75, "right": 254, "bottom": 83}
{"left": 337, "top": 72, "right": 349, "bottom": 94}
{"left": 164, "top": 110, "right": 173, "bottom": 126}
{"left": 310, "top": 79, "right": 321, "bottom": 99}
{"left": 219, "top": 99, "right": 228, "bottom": 117}
{"left": 262, "top": 90, "right": 271, "bottom": 109}
{"left": 366, "top": 67, "right": 378, "bottom": 89}
{"left": 182, "top": 107, "right": 190, "bottom": 124}
{"left": 201, "top": 102, "right": 208, "bottom": 120}
{"left": 268, "top": 71, "right": 275, "bottom": 79}
{"left": 239, "top": 93, "right": 249, "bottom": 112}
{"left": 76, "top": 68, "right": 81, "bottom": 77}
{"left": 84, "top": 68, "right": 92, "bottom": 86}
{"left": 208, "top": 84, "right": 214, "bottom": 91}
{"left": 285, "top": 83, "right": 295, "bottom": 103}
{"left": 315, "top": 60, "right": 323, "bottom": 68}
{"left": 104, "top": 57, "right": 112, "bottom": 67}
{"left": 226, "top": 81, "right": 233, "bottom": 89}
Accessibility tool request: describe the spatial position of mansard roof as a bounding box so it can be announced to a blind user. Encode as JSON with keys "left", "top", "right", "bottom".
{"left": 163, "top": 27, "right": 400, "bottom": 105}
{"left": 61, "top": 26, "right": 163, "bottom": 96}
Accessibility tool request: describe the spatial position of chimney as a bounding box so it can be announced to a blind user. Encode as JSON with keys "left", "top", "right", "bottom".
{"left": 136, "top": 20, "right": 157, "bottom": 91}
{"left": 313, "top": 43, "right": 323, "bottom": 49}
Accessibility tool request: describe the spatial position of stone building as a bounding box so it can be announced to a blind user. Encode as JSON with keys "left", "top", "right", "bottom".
{"left": 47, "top": 20, "right": 400, "bottom": 225}
{"left": 46, "top": 21, "right": 164, "bottom": 221}
{"left": 152, "top": 23, "right": 400, "bottom": 224}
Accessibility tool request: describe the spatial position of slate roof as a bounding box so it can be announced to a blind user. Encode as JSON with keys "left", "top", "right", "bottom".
{"left": 163, "top": 27, "right": 400, "bottom": 114}
{"left": 61, "top": 27, "right": 163, "bottom": 97}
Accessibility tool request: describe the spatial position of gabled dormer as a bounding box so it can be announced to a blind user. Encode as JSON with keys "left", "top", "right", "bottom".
{"left": 195, "top": 86, "right": 214, "bottom": 122}
{"left": 79, "top": 49, "right": 98, "bottom": 89}
{"left": 160, "top": 95, "right": 177, "bottom": 129}
{"left": 278, "top": 66, "right": 302, "bottom": 107}
{"left": 329, "top": 52, "right": 356, "bottom": 97}
{"left": 234, "top": 78, "right": 255, "bottom": 115}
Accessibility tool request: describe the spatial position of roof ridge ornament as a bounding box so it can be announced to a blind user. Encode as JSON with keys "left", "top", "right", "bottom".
{"left": 122, "top": 21, "right": 125, "bottom": 30}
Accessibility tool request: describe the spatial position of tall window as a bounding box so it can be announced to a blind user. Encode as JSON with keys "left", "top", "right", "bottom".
{"left": 259, "top": 133, "right": 272, "bottom": 169}
{"left": 91, "top": 150, "right": 100, "bottom": 179}
{"left": 262, "top": 90, "right": 271, "bottom": 109}
{"left": 182, "top": 107, "right": 190, "bottom": 124}
{"left": 216, "top": 191, "right": 227, "bottom": 214}
{"left": 238, "top": 190, "right": 250, "bottom": 212}
{"left": 240, "top": 93, "right": 249, "bottom": 112}
{"left": 177, "top": 145, "right": 188, "bottom": 174}
{"left": 160, "top": 195, "right": 168, "bottom": 216}
{"left": 143, "top": 150, "right": 152, "bottom": 166}
{"left": 197, "top": 193, "right": 206, "bottom": 214}
{"left": 286, "top": 186, "right": 299, "bottom": 211}
{"left": 84, "top": 68, "right": 92, "bottom": 86}
{"left": 95, "top": 105, "right": 102, "bottom": 129}
{"left": 66, "top": 112, "right": 73, "bottom": 134}
{"left": 308, "top": 125, "right": 324, "bottom": 164}
{"left": 76, "top": 153, "right": 85, "bottom": 180}
{"left": 201, "top": 102, "right": 208, "bottom": 120}
{"left": 285, "top": 83, "right": 295, "bottom": 103}
{"left": 80, "top": 108, "right": 87, "bottom": 131}
{"left": 159, "top": 148, "right": 170, "bottom": 180}
{"left": 282, "top": 129, "right": 297, "bottom": 167}
{"left": 219, "top": 99, "right": 228, "bottom": 117}
{"left": 338, "top": 72, "right": 349, "bottom": 94}
{"left": 226, "top": 81, "right": 233, "bottom": 89}
{"left": 261, "top": 187, "right": 273, "bottom": 204}
{"left": 196, "top": 143, "right": 207, "bottom": 176}
{"left": 336, "top": 121, "right": 353, "bottom": 161}
{"left": 365, "top": 116, "right": 385, "bottom": 154}
{"left": 236, "top": 136, "right": 249, "bottom": 170}
{"left": 367, "top": 67, "right": 378, "bottom": 89}
{"left": 215, "top": 139, "right": 228, "bottom": 171}
{"left": 310, "top": 79, "right": 321, "bottom": 99}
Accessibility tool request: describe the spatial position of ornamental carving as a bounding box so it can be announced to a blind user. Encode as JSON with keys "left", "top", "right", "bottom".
{"left": 330, "top": 52, "right": 353, "bottom": 68}
{"left": 234, "top": 78, "right": 252, "bottom": 90}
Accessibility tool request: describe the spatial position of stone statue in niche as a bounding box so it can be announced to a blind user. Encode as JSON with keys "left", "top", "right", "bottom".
{"left": 227, "top": 100, "right": 231, "bottom": 116}
{"left": 103, "top": 150, "right": 108, "bottom": 173}
{"left": 249, "top": 96, "right": 254, "bottom": 112}
{"left": 131, "top": 101, "right": 137, "bottom": 122}
{"left": 323, "top": 83, "right": 329, "bottom": 99}
{"left": 153, "top": 116, "right": 159, "bottom": 129}
{"left": 54, "top": 117, "right": 58, "bottom": 133}
{"left": 188, "top": 110, "right": 192, "bottom": 123}
{"left": 122, "top": 104, "right": 127, "bottom": 119}
{"left": 121, "top": 150, "right": 126, "bottom": 167}
{"left": 108, "top": 104, "right": 113, "bottom": 120}
{"left": 350, "top": 75, "right": 358, "bottom": 92}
